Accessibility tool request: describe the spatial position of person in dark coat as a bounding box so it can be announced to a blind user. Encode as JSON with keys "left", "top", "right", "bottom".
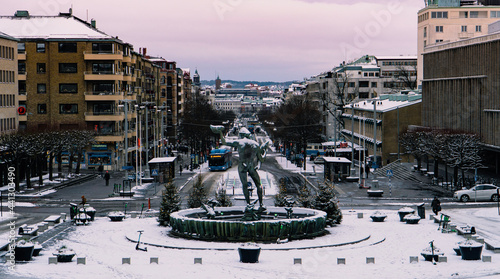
{"left": 104, "top": 171, "right": 110, "bottom": 186}
{"left": 431, "top": 197, "right": 441, "bottom": 216}
{"left": 98, "top": 163, "right": 104, "bottom": 177}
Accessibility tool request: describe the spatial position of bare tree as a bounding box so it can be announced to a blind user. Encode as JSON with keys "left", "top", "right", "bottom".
{"left": 394, "top": 65, "right": 417, "bottom": 90}
{"left": 445, "top": 133, "right": 483, "bottom": 188}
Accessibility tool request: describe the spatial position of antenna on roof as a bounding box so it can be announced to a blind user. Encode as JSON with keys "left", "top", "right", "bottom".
{"left": 86, "top": 9, "right": 88, "bottom": 22}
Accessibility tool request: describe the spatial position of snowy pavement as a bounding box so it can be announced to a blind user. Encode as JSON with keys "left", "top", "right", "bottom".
{"left": 3, "top": 208, "right": 500, "bottom": 279}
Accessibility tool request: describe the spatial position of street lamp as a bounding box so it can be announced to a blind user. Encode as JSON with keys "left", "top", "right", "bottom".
{"left": 118, "top": 99, "right": 135, "bottom": 178}
{"left": 155, "top": 106, "right": 167, "bottom": 157}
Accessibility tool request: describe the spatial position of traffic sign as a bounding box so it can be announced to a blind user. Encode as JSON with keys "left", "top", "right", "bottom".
{"left": 151, "top": 169, "right": 159, "bottom": 176}
{"left": 386, "top": 169, "right": 393, "bottom": 177}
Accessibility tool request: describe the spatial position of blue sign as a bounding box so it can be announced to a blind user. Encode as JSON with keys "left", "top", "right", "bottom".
{"left": 151, "top": 169, "right": 159, "bottom": 176}
{"left": 386, "top": 169, "right": 393, "bottom": 177}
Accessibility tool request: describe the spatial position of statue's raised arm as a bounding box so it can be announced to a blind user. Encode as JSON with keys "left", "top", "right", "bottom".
{"left": 210, "top": 125, "right": 235, "bottom": 147}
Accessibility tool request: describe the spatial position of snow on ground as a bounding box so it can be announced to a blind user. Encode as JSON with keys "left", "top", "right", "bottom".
{"left": 3, "top": 208, "right": 499, "bottom": 279}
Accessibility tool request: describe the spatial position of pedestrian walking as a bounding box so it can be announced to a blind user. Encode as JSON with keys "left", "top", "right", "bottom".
{"left": 98, "top": 163, "right": 104, "bottom": 177}
{"left": 431, "top": 197, "right": 441, "bottom": 216}
{"left": 104, "top": 171, "right": 110, "bottom": 186}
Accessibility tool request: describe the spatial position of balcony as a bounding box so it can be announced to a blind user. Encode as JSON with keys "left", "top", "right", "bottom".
{"left": 122, "top": 55, "right": 132, "bottom": 63}
{"left": 84, "top": 71, "right": 124, "bottom": 81}
{"left": 18, "top": 115, "right": 27, "bottom": 122}
{"left": 95, "top": 132, "right": 124, "bottom": 142}
{"left": 123, "top": 74, "right": 134, "bottom": 82}
{"left": 84, "top": 51, "right": 123, "bottom": 61}
{"left": 18, "top": 72, "right": 26, "bottom": 81}
{"left": 85, "top": 111, "right": 124, "bottom": 121}
{"left": 18, "top": 92, "right": 27, "bottom": 101}
{"left": 84, "top": 91, "right": 123, "bottom": 101}
{"left": 18, "top": 52, "right": 26, "bottom": 60}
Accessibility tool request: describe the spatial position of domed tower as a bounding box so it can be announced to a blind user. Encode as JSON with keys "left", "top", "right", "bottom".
{"left": 193, "top": 69, "right": 201, "bottom": 87}
{"left": 215, "top": 75, "right": 222, "bottom": 90}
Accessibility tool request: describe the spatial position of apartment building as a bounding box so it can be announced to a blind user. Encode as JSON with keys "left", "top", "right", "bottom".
{"left": 0, "top": 32, "right": 18, "bottom": 135}
{"left": 422, "top": 32, "right": 500, "bottom": 173}
{"left": 417, "top": 0, "right": 500, "bottom": 85}
{"left": 0, "top": 10, "right": 139, "bottom": 170}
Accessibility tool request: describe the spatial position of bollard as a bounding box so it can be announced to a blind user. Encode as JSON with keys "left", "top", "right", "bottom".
{"left": 337, "top": 258, "right": 346, "bottom": 265}
{"left": 122, "top": 258, "right": 131, "bottom": 265}
{"left": 77, "top": 257, "right": 86, "bottom": 265}
{"left": 48, "top": 257, "right": 57, "bottom": 264}
{"left": 194, "top": 258, "right": 202, "bottom": 264}
{"left": 438, "top": 256, "right": 447, "bottom": 263}
{"left": 409, "top": 256, "right": 418, "bottom": 263}
{"left": 150, "top": 257, "right": 159, "bottom": 264}
{"left": 60, "top": 213, "right": 67, "bottom": 222}
{"left": 429, "top": 214, "right": 434, "bottom": 221}
{"left": 366, "top": 257, "right": 375, "bottom": 264}
{"left": 482, "top": 256, "right": 492, "bottom": 262}
{"left": 357, "top": 213, "right": 363, "bottom": 219}
{"left": 293, "top": 258, "right": 302, "bottom": 265}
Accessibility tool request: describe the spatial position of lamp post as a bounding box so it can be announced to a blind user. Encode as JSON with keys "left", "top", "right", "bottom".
{"left": 155, "top": 106, "right": 167, "bottom": 157}
{"left": 118, "top": 99, "right": 134, "bottom": 178}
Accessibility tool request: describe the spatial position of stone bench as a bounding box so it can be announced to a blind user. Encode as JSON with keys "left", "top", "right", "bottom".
{"left": 456, "top": 225, "right": 476, "bottom": 237}
{"left": 44, "top": 215, "right": 61, "bottom": 225}
{"left": 18, "top": 224, "right": 38, "bottom": 236}
{"left": 485, "top": 241, "right": 500, "bottom": 253}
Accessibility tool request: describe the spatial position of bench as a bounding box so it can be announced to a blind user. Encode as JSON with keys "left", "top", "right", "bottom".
{"left": 44, "top": 215, "right": 61, "bottom": 225}
{"left": 485, "top": 241, "right": 500, "bottom": 253}
{"left": 119, "top": 191, "right": 135, "bottom": 197}
{"left": 456, "top": 225, "right": 476, "bottom": 237}
{"left": 18, "top": 224, "right": 38, "bottom": 236}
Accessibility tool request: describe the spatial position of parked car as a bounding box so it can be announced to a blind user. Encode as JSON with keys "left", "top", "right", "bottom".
{"left": 314, "top": 156, "right": 325, "bottom": 164}
{"left": 453, "top": 184, "right": 499, "bottom": 202}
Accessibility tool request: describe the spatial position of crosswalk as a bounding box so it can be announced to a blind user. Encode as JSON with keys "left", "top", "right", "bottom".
{"left": 373, "top": 161, "right": 423, "bottom": 183}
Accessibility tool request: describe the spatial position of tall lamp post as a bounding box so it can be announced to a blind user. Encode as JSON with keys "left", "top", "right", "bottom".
{"left": 155, "top": 106, "right": 167, "bottom": 157}
{"left": 118, "top": 99, "right": 134, "bottom": 177}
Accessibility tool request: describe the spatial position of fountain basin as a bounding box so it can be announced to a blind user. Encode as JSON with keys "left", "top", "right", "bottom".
{"left": 169, "top": 206, "right": 327, "bottom": 242}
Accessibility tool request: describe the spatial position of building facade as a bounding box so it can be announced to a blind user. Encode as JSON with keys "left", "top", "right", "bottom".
{"left": 0, "top": 32, "right": 18, "bottom": 135}
{"left": 422, "top": 32, "right": 500, "bottom": 173}
{"left": 417, "top": 0, "right": 500, "bottom": 85}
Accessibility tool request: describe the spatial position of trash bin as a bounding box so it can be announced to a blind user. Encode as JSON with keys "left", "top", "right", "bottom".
{"left": 69, "top": 203, "right": 78, "bottom": 220}
{"left": 417, "top": 203, "right": 425, "bottom": 219}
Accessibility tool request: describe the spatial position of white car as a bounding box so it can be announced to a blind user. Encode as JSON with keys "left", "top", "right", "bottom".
{"left": 453, "top": 184, "right": 499, "bottom": 202}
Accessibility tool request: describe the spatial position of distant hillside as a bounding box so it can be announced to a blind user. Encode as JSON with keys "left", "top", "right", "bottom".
{"left": 201, "top": 80, "right": 300, "bottom": 88}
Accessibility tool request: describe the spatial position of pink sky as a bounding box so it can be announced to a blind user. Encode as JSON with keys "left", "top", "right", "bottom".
{"left": 3, "top": 0, "right": 424, "bottom": 82}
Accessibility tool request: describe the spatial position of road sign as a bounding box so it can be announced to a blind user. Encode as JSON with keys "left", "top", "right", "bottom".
{"left": 151, "top": 169, "right": 159, "bottom": 176}
{"left": 386, "top": 169, "right": 393, "bottom": 177}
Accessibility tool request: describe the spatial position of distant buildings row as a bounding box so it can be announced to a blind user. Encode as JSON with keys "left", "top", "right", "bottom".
{"left": 0, "top": 10, "right": 196, "bottom": 170}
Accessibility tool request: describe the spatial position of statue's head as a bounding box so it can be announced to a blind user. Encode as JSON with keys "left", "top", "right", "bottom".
{"left": 239, "top": 127, "right": 251, "bottom": 139}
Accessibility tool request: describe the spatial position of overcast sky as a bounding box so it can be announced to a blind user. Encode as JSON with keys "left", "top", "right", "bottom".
{"left": 3, "top": 0, "right": 424, "bottom": 82}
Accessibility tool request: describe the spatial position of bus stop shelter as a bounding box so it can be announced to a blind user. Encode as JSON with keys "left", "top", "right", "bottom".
{"left": 148, "top": 157, "right": 176, "bottom": 183}
{"left": 324, "top": 157, "right": 352, "bottom": 182}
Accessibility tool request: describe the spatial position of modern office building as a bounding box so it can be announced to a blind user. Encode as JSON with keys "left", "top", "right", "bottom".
{"left": 422, "top": 32, "right": 500, "bottom": 174}
{"left": 417, "top": 0, "right": 500, "bottom": 85}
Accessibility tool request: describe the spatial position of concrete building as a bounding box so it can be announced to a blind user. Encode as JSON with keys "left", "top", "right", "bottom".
{"left": 417, "top": 0, "right": 500, "bottom": 85}
{"left": 422, "top": 32, "right": 500, "bottom": 174}
{"left": 0, "top": 31, "right": 18, "bottom": 135}
{"left": 341, "top": 92, "right": 422, "bottom": 166}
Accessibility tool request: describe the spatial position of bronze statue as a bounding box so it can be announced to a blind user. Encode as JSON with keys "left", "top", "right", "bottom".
{"left": 211, "top": 125, "right": 270, "bottom": 212}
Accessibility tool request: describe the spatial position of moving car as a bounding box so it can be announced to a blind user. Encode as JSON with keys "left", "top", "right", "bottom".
{"left": 453, "top": 184, "right": 499, "bottom": 202}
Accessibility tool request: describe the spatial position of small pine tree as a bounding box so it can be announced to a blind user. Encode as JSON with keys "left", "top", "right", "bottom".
{"left": 188, "top": 175, "right": 208, "bottom": 208}
{"left": 296, "top": 181, "right": 312, "bottom": 208}
{"left": 158, "top": 181, "right": 181, "bottom": 226}
{"left": 313, "top": 183, "right": 342, "bottom": 225}
{"left": 274, "top": 178, "right": 290, "bottom": 207}
{"left": 215, "top": 188, "right": 232, "bottom": 207}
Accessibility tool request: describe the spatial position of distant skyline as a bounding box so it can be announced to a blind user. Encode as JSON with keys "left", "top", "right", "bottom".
{"left": 3, "top": 0, "right": 424, "bottom": 82}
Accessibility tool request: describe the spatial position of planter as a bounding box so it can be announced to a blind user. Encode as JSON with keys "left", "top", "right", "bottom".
{"left": 459, "top": 243, "right": 483, "bottom": 260}
{"left": 421, "top": 245, "right": 443, "bottom": 262}
{"left": 75, "top": 213, "right": 91, "bottom": 225}
{"left": 453, "top": 247, "right": 461, "bottom": 256}
{"left": 367, "top": 190, "right": 384, "bottom": 197}
{"left": 80, "top": 206, "right": 96, "bottom": 221}
{"left": 404, "top": 214, "right": 421, "bottom": 224}
{"left": 15, "top": 243, "right": 34, "bottom": 261}
{"left": 421, "top": 253, "right": 440, "bottom": 262}
{"left": 398, "top": 207, "right": 415, "bottom": 222}
{"left": 108, "top": 211, "right": 125, "bottom": 222}
{"left": 53, "top": 247, "right": 76, "bottom": 262}
{"left": 238, "top": 244, "right": 261, "bottom": 263}
{"left": 32, "top": 244, "right": 43, "bottom": 257}
{"left": 370, "top": 211, "right": 387, "bottom": 222}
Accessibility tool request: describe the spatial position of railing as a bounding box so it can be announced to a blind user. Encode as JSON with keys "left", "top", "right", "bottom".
{"left": 85, "top": 111, "right": 124, "bottom": 116}
{"left": 83, "top": 50, "right": 123, "bottom": 55}
{"left": 85, "top": 71, "right": 123, "bottom": 75}
{"left": 84, "top": 91, "right": 123, "bottom": 96}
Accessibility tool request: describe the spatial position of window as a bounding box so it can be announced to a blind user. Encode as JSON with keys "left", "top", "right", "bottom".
{"left": 92, "top": 63, "right": 114, "bottom": 74}
{"left": 18, "top": 62, "right": 26, "bottom": 74}
{"left": 59, "top": 83, "right": 78, "bottom": 93}
{"left": 59, "top": 104, "right": 78, "bottom": 114}
{"left": 92, "top": 43, "right": 113, "bottom": 53}
{"left": 93, "top": 83, "right": 114, "bottom": 94}
{"left": 476, "top": 25, "right": 482, "bottom": 32}
{"left": 348, "top": 82, "right": 355, "bottom": 88}
{"left": 37, "top": 63, "right": 46, "bottom": 73}
{"left": 424, "top": 40, "right": 427, "bottom": 47}
{"left": 423, "top": 27, "right": 427, "bottom": 38}
{"left": 491, "top": 11, "right": 500, "bottom": 18}
{"left": 58, "top": 42, "right": 77, "bottom": 53}
{"left": 37, "top": 83, "right": 47, "bottom": 94}
{"left": 59, "top": 63, "right": 77, "bottom": 73}
{"left": 436, "top": 39, "right": 444, "bottom": 43}
{"left": 462, "top": 25, "right": 468, "bottom": 32}
{"left": 364, "top": 73, "right": 368, "bottom": 77}
{"left": 19, "top": 81, "right": 26, "bottom": 95}
{"left": 435, "top": 26, "right": 443, "bottom": 32}
{"left": 431, "top": 11, "right": 448, "bottom": 18}
{"left": 36, "top": 43, "right": 45, "bottom": 53}
{"left": 17, "top": 42, "right": 25, "bottom": 53}
{"left": 460, "top": 11, "right": 468, "bottom": 18}
{"left": 470, "top": 11, "right": 478, "bottom": 18}
{"left": 371, "top": 82, "right": 377, "bottom": 88}
{"left": 38, "top": 104, "right": 47, "bottom": 114}
{"left": 359, "top": 81, "right": 369, "bottom": 88}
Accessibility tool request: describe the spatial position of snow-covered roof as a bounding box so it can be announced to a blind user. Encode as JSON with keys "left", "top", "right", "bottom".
{"left": 346, "top": 93, "right": 422, "bottom": 113}
{"left": 0, "top": 31, "right": 18, "bottom": 41}
{"left": 323, "top": 157, "right": 351, "bottom": 164}
{"left": 0, "top": 14, "right": 120, "bottom": 41}
{"left": 375, "top": 55, "right": 417, "bottom": 60}
{"left": 148, "top": 157, "right": 176, "bottom": 164}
